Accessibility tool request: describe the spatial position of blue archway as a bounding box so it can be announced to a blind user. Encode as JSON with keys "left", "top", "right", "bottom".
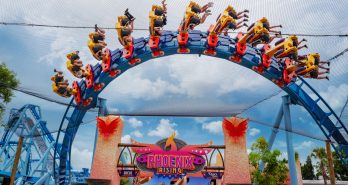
{"left": 54, "top": 31, "right": 348, "bottom": 184}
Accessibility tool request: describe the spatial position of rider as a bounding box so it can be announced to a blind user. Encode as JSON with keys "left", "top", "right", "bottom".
{"left": 51, "top": 70, "right": 73, "bottom": 97}
{"left": 240, "top": 17, "right": 281, "bottom": 46}
{"left": 116, "top": 9, "right": 135, "bottom": 47}
{"left": 303, "top": 66, "right": 329, "bottom": 80}
{"left": 210, "top": 6, "right": 248, "bottom": 36}
{"left": 265, "top": 35, "right": 307, "bottom": 62}
{"left": 296, "top": 53, "right": 330, "bottom": 79}
{"left": 179, "top": 1, "right": 213, "bottom": 32}
{"left": 88, "top": 26, "right": 107, "bottom": 60}
{"left": 149, "top": 0, "right": 167, "bottom": 36}
{"left": 66, "top": 51, "right": 85, "bottom": 78}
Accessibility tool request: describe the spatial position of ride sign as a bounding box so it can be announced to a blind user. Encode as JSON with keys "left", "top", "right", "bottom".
{"left": 202, "top": 171, "right": 224, "bottom": 179}
{"left": 132, "top": 133, "right": 212, "bottom": 178}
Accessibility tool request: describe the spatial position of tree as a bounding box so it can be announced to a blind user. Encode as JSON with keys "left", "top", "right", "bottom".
{"left": 0, "top": 63, "right": 19, "bottom": 121}
{"left": 311, "top": 148, "right": 328, "bottom": 185}
{"left": 301, "top": 155, "right": 315, "bottom": 180}
{"left": 249, "top": 137, "right": 288, "bottom": 185}
{"left": 333, "top": 150, "right": 348, "bottom": 180}
{"left": 120, "top": 178, "right": 130, "bottom": 185}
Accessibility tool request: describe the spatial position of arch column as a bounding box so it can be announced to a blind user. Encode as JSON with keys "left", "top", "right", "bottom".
{"left": 222, "top": 117, "right": 251, "bottom": 185}
{"left": 87, "top": 115, "right": 124, "bottom": 185}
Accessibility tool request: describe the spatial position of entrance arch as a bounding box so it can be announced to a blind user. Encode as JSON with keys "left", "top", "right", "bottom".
{"left": 54, "top": 31, "right": 348, "bottom": 184}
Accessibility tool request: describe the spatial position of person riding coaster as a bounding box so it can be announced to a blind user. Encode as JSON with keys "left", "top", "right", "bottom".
{"left": 177, "top": 1, "right": 213, "bottom": 53}
{"left": 66, "top": 51, "right": 87, "bottom": 78}
{"left": 295, "top": 53, "right": 330, "bottom": 80}
{"left": 238, "top": 17, "right": 281, "bottom": 46}
{"left": 179, "top": 1, "right": 214, "bottom": 32}
{"left": 264, "top": 35, "right": 307, "bottom": 62}
{"left": 303, "top": 66, "right": 329, "bottom": 80}
{"left": 149, "top": 0, "right": 167, "bottom": 37}
{"left": 88, "top": 25, "right": 107, "bottom": 61}
{"left": 51, "top": 69, "right": 75, "bottom": 97}
{"left": 209, "top": 5, "right": 249, "bottom": 36}
{"left": 232, "top": 17, "right": 281, "bottom": 63}
{"left": 116, "top": 9, "right": 135, "bottom": 48}
{"left": 204, "top": 5, "right": 248, "bottom": 56}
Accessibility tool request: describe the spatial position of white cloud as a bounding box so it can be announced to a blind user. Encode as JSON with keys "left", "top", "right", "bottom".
{"left": 148, "top": 119, "right": 178, "bottom": 137}
{"left": 121, "top": 135, "right": 131, "bottom": 143}
{"left": 294, "top": 141, "right": 315, "bottom": 150}
{"left": 167, "top": 57, "right": 273, "bottom": 98}
{"left": 128, "top": 118, "right": 143, "bottom": 128}
{"left": 202, "top": 121, "right": 222, "bottom": 134}
{"left": 249, "top": 128, "right": 261, "bottom": 136}
{"left": 131, "top": 130, "right": 143, "bottom": 138}
{"left": 71, "top": 146, "right": 92, "bottom": 170}
{"left": 319, "top": 84, "right": 348, "bottom": 111}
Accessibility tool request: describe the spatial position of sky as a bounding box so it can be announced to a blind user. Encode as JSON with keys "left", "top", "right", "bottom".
{"left": 0, "top": 0, "right": 348, "bottom": 182}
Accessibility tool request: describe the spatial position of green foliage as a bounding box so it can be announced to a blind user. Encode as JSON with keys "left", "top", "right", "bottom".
{"left": 120, "top": 178, "right": 130, "bottom": 185}
{"left": 249, "top": 137, "right": 288, "bottom": 185}
{"left": 333, "top": 150, "right": 348, "bottom": 180}
{"left": 301, "top": 155, "right": 315, "bottom": 180}
{"left": 0, "top": 63, "right": 19, "bottom": 121}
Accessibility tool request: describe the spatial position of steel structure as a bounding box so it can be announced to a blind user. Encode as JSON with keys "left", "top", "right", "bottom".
{"left": 0, "top": 104, "right": 59, "bottom": 184}
{"left": 0, "top": 104, "right": 93, "bottom": 184}
{"left": 54, "top": 31, "right": 348, "bottom": 184}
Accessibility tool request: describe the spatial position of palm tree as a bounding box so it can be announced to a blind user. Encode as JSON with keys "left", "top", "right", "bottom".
{"left": 311, "top": 148, "right": 328, "bottom": 185}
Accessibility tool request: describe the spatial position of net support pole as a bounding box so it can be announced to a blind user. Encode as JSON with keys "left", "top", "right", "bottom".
{"left": 283, "top": 95, "right": 298, "bottom": 185}
{"left": 268, "top": 104, "right": 284, "bottom": 150}
{"left": 326, "top": 140, "right": 336, "bottom": 185}
{"left": 10, "top": 136, "right": 24, "bottom": 185}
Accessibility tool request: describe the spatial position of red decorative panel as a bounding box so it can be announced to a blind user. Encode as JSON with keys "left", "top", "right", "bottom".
{"left": 96, "top": 116, "right": 121, "bottom": 137}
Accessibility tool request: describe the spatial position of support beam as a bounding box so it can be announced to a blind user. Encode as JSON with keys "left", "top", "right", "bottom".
{"left": 10, "top": 136, "right": 24, "bottom": 185}
{"left": 326, "top": 141, "right": 336, "bottom": 185}
{"left": 268, "top": 104, "right": 284, "bottom": 150}
{"left": 282, "top": 95, "right": 298, "bottom": 185}
{"left": 34, "top": 171, "right": 52, "bottom": 185}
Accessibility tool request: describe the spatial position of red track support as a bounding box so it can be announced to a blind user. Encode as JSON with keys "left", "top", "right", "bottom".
{"left": 72, "top": 81, "right": 81, "bottom": 105}
{"left": 177, "top": 32, "right": 190, "bottom": 53}
{"left": 204, "top": 34, "right": 218, "bottom": 56}
{"left": 101, "top": 49, "right": 111, "bottom": 72}
{"left": 149, "top": 36, "right": 164, "bottom": 57}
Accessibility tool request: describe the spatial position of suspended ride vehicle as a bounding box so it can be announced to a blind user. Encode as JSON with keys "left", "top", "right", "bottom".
{"left": 51, "top": 70, "right": 75, "bottom": 98}
{"left": 66, "top": 51, "right": 87, "bottom": 78}
{"left": 204, "top": 5, "right": 249, "bottom": 55}
{"left": 177, "top": 1, "right": 213, "bottom": 53}
{"left": 116, "top": 9, "right": 141, "bottom": 65}
{"left": 296, "top": 53, "right": 330, "bottom": 80}
{"left": 88, "top": 25, "right": 107, "bottom": 61}
{"left": 232, "top": 17, "right": 281, "bottom": 62}
{"left": 149, "top": 0, "right": 167, "bottom": 57}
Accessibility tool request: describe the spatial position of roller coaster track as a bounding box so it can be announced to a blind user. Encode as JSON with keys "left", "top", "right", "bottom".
{"left": 0, "top": 104, "right": 61, "bottom": 184}
{"left": 54, "top": 31, "right": 348, "bottom": 184}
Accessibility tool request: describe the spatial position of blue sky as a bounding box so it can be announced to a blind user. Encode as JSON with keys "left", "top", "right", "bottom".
{"left": 0, "top": 0, "right": 348, "bottom": 179}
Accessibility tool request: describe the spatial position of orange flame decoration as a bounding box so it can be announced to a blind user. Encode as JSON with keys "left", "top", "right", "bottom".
{"left": 165, "top": 132, "right": 177, "bottom": 151}
{"left": 96, "top": 116, "right": 121, "bottom": 137}
{"left": 223, "top": 117, "right": 248, "bottom": 140}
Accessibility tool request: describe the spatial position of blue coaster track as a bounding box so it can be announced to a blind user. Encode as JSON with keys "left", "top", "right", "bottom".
{"left": 54, "top": 31, "right": 348, "bottom": 184}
